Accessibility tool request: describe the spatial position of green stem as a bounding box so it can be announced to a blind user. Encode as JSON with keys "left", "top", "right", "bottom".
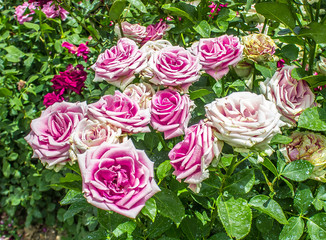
{"left": 219, "top": 155, "right": 238, "bottom": 194}
{"left": 308, "top": 40, "right": 316, "bottom": 75}
{"left": 315, "top": 0, "right": 321, "bottom": 22}
{"left": 118, "top": 20, "right": 125, "bottom": 38}
{"left": 157, "top": 131, "right": 169, "bottom": 151}
{"left": 261, "top": 19, "right": 268, "bottom": 34}
{"left": 302, "top": 41, "right": 308, "bottom": 68}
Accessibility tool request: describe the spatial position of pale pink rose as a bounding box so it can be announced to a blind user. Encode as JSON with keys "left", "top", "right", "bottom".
{"left": 205, "top": 92, "right": 285, "bottom": 151}
{"left": 148, "top": 46, "right": 201, "bottom": 92}
{"left": 24, "top": 101, "right": 87, "bottom": 170}
{"left": 115, "top": 22, "right": 147, "bottom": 43}
{"left": 41, "top": 1, "right": 69, "bottom": 20}
{"left": 140, "top": 40, "right": 173, "bottom": 60}
{"left": 70, "top": 118, "right": 127, "bottom": 158}
{"left": 151, "top": 89, "right": 194, "bottom": 139}
{"left": 14, "top": 2, "right": 37, "bottom": 24}
{"left": 88, "top": 91, "right": 151, "bottom": 134}
{"left": 141, "top": 20, "right": 169, "bottom": 45}
{"left": 169, "top": 120, "right": 223, "bottom": 193}
{"left": 77, "top": 140, "right": 160, "bottom": 218}
{"left": 190, "top": 35, "right": 243, "bottom": 80}
{"left": 91, "top": 38, "right": 147, "bottom": 89}
{"left": 260, "top": 65, "right": 315, "bottom": 126}
{"left": 123, "top": 83, "right": 155, "bottom": 109}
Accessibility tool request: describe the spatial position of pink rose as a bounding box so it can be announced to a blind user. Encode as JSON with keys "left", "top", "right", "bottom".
{"left": 260, "top": 65, "right": 315, "bottom": 125}
{"left": 141, "top": 20, "right": 169, "bottom": 45}
{"left": 191, "top": 35, "right": 243, "bottom": 80}
{"left": 41, "top": 1, "right": 69, "bottom": 20}
{"left": 91, "top": 38, "right": 147, "bottom": 89}
{"left": 115, "top": 22, "right": 147, "bottom": 43}
{"left": 169, "top": 120, "right": 223, "bottom": 193}
{"left": 123, "top": 83, "right": 155, "bottom": 109}
{"left": 14, "top": 2, "right": 37, "bottom": 24}
{"left": 43, "top": 89, "right": 65, "bottom": 107}
{"left": 24, "top": 101, "right": 87, "bottom": 169}
{"left": 205, "top": 92, "right": 285, "bottom": 152}
{"left": 88, "top": 91, "right": 151, "bottom": 134}
{"left": 70, "top": 119, "right": 127, "bottom": 158}
{"left": 77, "top": 140, "right": 160, "bottom": 218}
{"left": 148, "top": 46, "right": 201, "bottom": 92}
{"left": 62, "top": 41, "right": 78, "bottom": 54}
{"left": 151, "top": 89, "right": 194, "bottom": 139}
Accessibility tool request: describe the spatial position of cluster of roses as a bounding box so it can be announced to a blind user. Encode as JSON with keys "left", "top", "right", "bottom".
{"left": 15, "top": 0, "right": 68, "bottom": 24}
{"left": 26, "top": 32, "right": 325, "bottom": 218}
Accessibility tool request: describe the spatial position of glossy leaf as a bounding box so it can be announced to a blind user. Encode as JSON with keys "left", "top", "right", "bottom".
{"left": 298, "top": 107, "right": 326, "bottom": 131}
{"left": 281, "top": 160, "right": 314, "bottom": 182}
{"left": 279, "top": 217, "right": 304, "bottom": 240}
{"left": 307, "top": 213, "right": 326, "bottom": 240}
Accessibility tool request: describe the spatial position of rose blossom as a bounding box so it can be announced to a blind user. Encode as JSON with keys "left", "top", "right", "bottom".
{"left": 77, "top": 140, "right": 160, "bottom": 218}
{"left": 115, "top": 22, "right": 147, "bottom": 43}
{"left": 260, "top": 65, "right": 315, "bottom": 125}
{"left": 70, "top": 119, "right": 127, "bottom": 158}
{"left": 242, "top": 33, "right": 276, "bottom": 63}
{"left": 141, "top": 20, "right": 169, "bottom": 45}
{"left": 88, "top": 91, "right": 150, "bottom": 134}
{"left": 205, "top": 92, "right": 285, "bottom": 152}
{"left": 190, "top": 35, "right": 243, "bottom": 80}
{"left": 123, "top": 83, "right": 155, "bottom": 109}
{"left": 148, "top": 46, "right": 201, "bottom": 92}
{"left": 43, "top": 89, "right": 65, "bottom": 107}
{"left": 169, "top": 120, "right": 224, "bottom": 193}
{"left": 317, "top": 56, "right": 326, "bottom": 75}
{"left": 91, "top": 38, "right": 147, "bottom": 89}
{"left": 280, "top": 131, "right": 326, "bottom": 181}
{"left": 151, "top": 89, "right": 194, "bottom": 139}
{"left": 41, "top": 1, "right": 68, "bottom": 20}
{"left": 24, "top": 101, "right": 87, "bottom": 170}
{"left": 14, "top": 2, "right": 37, "bottom": 24}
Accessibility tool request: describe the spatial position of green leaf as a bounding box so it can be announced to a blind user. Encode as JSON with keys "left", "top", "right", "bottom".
{"left": 113, "top": 221, "right": 136, "bottom": 237}
{"left": 60, "top": 190, "right": 85, "bottom": 205}
{"left": 301, "top": 75, "right": 326, "bottom": 89}
{"left": 270, "top": 134, "right": 293, "bottom": 145}
{"left": 194, "top": 20, "right": 211, "bottom": 38}
{"left": 249, "top": 195, "right": 288, "bottom": 224}
{"left": 262, "top": 157, "right": 278, "bottom": 177}
{"left": 299, "top": 22, "right": 326, "bottom": 44}
{"left": 294, "top": 184, "right": 313, "bottom": 214}
{"left": 4, "top": 46, "right": 25, "bottom": 62}
{"left": 224, "top": 169, "right": 255, "bottom": 195}
{"left": 307, "top": 213, "right": 326, "bottom": 240}
{"left": 280, "top": 176, "right": 295, "bottom": 197}
{"left": 180, "top": 216, "right": 209, "bottom": 240}
{"left": 157, "top": 160, "right": 172, "bottom": 182}
{"left": 154, "top": 188, "right": 185, "bottom": 225}
{"left": 189, "top": 88, "right": 212, "bottom": 100}
{"left": 209, "top": 233, "right": 231, "bottom": 240}
{"left": 109, "top": 0, "right": 127, "bottom": 21}
{"left": 60, "top": 173, "right": 82, "bottom": 183}
{"left": 23, "top": 22, "right": 40, "bottom": 31}
{"left": 147, "top": 215, "right": 173, "bottom": 238}
{"left": 217, "top": 196, "right": 252, "bottom": 239}
{"left": 197, "top": 173, "right": 221, "bottom": 197}
{"left": 313, "top": 185, "right": 326, "bottom": 211}
{"left": 255, "top": 214, "right": 274, "bottom": 234}
{"left": 0, "top": 88, "right": 13, "bottom": 97}
{"left": 298, "top": 107, "right": 326, "bottom": 131}
{"left": 97, "top": 209, "right": 129, "bottom": 232}
{"left": 141, "top": 198, "right": 157, "bottom": 222}
{"left": 162, "top": 4, "right": 195, "bottom": 23}
{"left": 255, "top": 63, "right": 275, "bottom": 78}
{"left": 281, "top": 160, "right": 314, "bottom": 182}
{"left": 84, "top": 227, "right": 108, "bottom": 240}
{"left": 281, "top": 44, "right": 299, "bottom": 61}
{"left": 2, "top": 160, "right": 11, "bottom": 178}
{"left": 255, "top": 3, "right": 296, "bottom": 30}
{"left": 279, "top": 217, "right": 304, "bottom": 240}
{"left": 277, "top": 36, "right": 305, "bottom": 46}
{"left": 127, "top": 0, "right": 147, "bottom": 13}
{"left": 63, "top": 200, "right": 90, "bottom": 221}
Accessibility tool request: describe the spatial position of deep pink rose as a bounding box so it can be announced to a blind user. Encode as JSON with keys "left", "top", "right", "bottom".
{"left": 41, "top": 1, "right": 68, "bottom": 20}
{"left": 148, "top": 46, "right": 201, "bottom": 92}
{"left": 28, "top": 0, "right": 51, "bottom": 7}
{"left": 76, "top": 43, "right": 90, "bottom": 62}
{"left": 191, "top": 35, "right": 243, "bottom": 80}
{"left": 77, "top": 140, "right": 160, "bottom": 218}
{"left": 205, "top": 92, "right": 285, "bottom": 152}
{"left": 43, "top": 89, "right": 65, "bottom": 107}
{"left": 91, "top": 38, "right": 147, "bottom": 89}
{"left": 14, "top": 2, "right": 37, "bottom": 24}
{"left": 51, "top": 64, "right": 87, "bottom": 94}
{"left": 115, "top": 22, "right": 147, "bottom": 43}
{"left": 24, "top": 101, "right": 87, "bottom": 169}
{"left": 169, "top": 120, "right": 223, "bottom": 192}
{"left": 150, "top": 89, "right": 194, "bottom": 139}
{"left": 88, "top": 91, "right": 151, "bottom": 134}
{"left": 260, "top": 65, "right": 315, "bottom": 125}
{"left": 141, "top": 20, "right": 169, "bottom": 45}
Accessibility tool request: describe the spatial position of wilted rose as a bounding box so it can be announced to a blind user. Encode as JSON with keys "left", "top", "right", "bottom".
{"left": 123, "top": 83, "right": 155, "bottom": 109}
{"left": 281, "top": 131, "right": 326, "bottom": 181}
{"left": 88, "top": 91, "right": 151, "bottom": 134}
{"left": 151, "top": 89, "right": 194, "bottom": 139}
{"left": 24, "top": 101, "right": 87, "bottom": 170}
{"left": 115, "top": 22, "right": 147, "bottom": 43}
{"left": 242, "top": 33, "right": 276, "bottom": 62}
{"left": 148, "top": 46, "right": 201, "bottom": 92}
{"left": 260, "top": 65, "right": 315, "bottom": 125}
{"left": 78, "top": 140, "right": 160, "bottom": 218}
{"left": 169, "top": 120, "right": 223, "bottom": 193}
{"left": 190, "top": 35, "right": 243, "bottom": 80}
{"left": 205, "top": 92, "right": 285, "bottom": 152}
{"left": 91, "top": 38, "right": 147, "bottom": 89}
{"left": 317, "top": 56, "right": 326, "bottom": 75}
